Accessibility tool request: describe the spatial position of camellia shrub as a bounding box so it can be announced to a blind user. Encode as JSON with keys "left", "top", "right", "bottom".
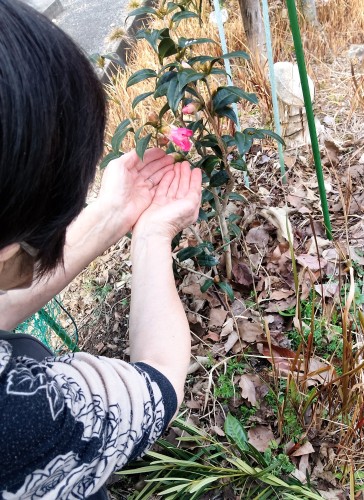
{"left": 102, "top": 0, "right": 283, "bottom": 295}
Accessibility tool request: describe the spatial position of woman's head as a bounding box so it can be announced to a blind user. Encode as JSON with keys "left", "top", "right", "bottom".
{"left": 0, "top": 0, "right": 106, "bottom": 281}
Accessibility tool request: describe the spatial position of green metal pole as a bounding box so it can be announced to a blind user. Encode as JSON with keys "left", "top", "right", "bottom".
{"left": 39, "top": 308, "right": 79, "bottom": 352}
{"left": 261, "top": 0, "right": 287, "bottom": 184}
{"left": 285, "top": 0, "right": 333, "bottom": 240}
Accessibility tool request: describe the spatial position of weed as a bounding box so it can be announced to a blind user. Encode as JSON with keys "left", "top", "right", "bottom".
{"left": 214, "top": 358, "right": 245, "bottom": 400}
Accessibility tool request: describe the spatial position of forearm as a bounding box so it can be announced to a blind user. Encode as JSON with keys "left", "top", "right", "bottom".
{"left": 0, "top": 202, "right": 129, "bottom": 330}
{"left": 129, "top": 233, "right": 191, "bottom": 405}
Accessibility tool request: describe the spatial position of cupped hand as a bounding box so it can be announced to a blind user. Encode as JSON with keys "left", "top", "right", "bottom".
{"left": 95, "top": 148, "right": 175, "bottom": 241}
{"left": 133, "top": 161, "right": 202, "bottom": 241}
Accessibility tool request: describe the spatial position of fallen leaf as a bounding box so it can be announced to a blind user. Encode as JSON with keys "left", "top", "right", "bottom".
{"left": 238, "top": 374, "right": 258, "bottom": 405}
{"left": 221, "top": 317, "right": 234, "bottom": 338}
{"left": 296, "top": 254, "right": 327, "bottom": 272}
{"left": 186, "top": 397, "right": 201, "bottom": 409}
{"left": 232, "top": 260, "right": 255, "bottom": 288}
{"left": 237, "top": 318, "right": 264, "bottom": 342}
{"left": 203, "top": 331, "right": 220, "bottom": 342}
{"left": 291, "top": 441, "right": 315, "bottom": 457}
{"left": 209, "top": 308, "right": 228, "bottom": 328}
{"left": 269, "top": 289, "right": 295, "bottom": 301}
{"left": 260, "top": 206, "right": 294, "bottom": 243}
{"left": 264, "top": 296, "right": 297, "bottom": 313}
{"left": 248, "top": 425, "right": 275, "bottom": 452}
{"left": 314, "top": 283, "right": 339, "bottom": 299}
{"left": 261, "top": 343, "right": 297, "bottom": 372}
{"left": 224, "top": 331, "right": 239, "bottom": 352}
{"left": 246, "top": 226, "right": 270, "bottom": 248}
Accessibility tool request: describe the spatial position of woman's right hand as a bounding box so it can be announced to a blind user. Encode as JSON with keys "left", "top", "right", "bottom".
{"left": 132, "top": 162, "right": 202, "bottom": 241}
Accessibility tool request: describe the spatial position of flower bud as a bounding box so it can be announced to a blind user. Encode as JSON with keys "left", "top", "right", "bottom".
{"left": 157, "top": 134, "right": 169, "bottom": 146}
{"left": 169, "top": 152, "right": 184, "bottom": 162}
{"left": 147, "top": 111, "right": 159, "bottom": 126}
{"left": 182, "top": 102, "right": 201, "bottom": 115}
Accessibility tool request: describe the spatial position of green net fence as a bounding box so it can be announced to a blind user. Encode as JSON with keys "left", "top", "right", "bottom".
{"left": 14, "top": 297, "right": 79, "bottom": 354}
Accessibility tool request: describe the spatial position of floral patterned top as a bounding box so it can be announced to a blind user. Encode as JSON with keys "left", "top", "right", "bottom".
{"left": 0, "top": 340, "right": 177, "bottom": 499}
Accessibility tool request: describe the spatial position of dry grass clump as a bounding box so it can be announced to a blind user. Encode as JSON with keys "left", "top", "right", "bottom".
{"left": 105, "top": 0, "right": 364, "bottom": 150}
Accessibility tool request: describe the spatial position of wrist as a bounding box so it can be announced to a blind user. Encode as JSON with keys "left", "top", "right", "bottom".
{"left": 87, "top": 200, "right": 132, "bottom": 247}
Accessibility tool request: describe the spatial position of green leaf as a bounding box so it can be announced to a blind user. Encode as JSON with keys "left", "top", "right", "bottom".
{"left": 135, "top": 133, "right": 152, "bottom": 160}
{"left": 196, "top": 156, "right": 221, "bottom": 176}
{"left": 136, "top": 29, "right": 163, "bottom": 52}
{"left": 200, "top": 279, "right": 214, "bottom": 293}
{"left": 216, "top": 106, "right": 239, "bottom": 124}
{"left": 177, "top": 69, "right": 204, "bottom": 91}
{"left": 224, "top": 413, "right": 248, "bottom": 452}
{"left": 234, "top": 131, "right": 253, "bottom": 156}
{"left": 230, "top": 158, "right": 247, "bottom": 171}
{"left": 229, "top": 192, "right": 247, "bottom": 202}
{"left": 221, "top": 50, "right": 250, "bottom": 61}
{"left": 171, "top": 231, "right": 182, "bottom": 251}
{"left": 197, "top": 207, "right": 208, "bottom": 221}
{"left": 229, "top": 222, "right": 241, "bottom": 237}
{"left": 100, "top": 151, "right": 122, "bottom": 169}
{"left": 158, "top": 102, "right": 170, "bottom": 119}
{"left": 256, "top": 128, "right": 285, "bottom": 146}
{"left": 101, "top": 52, "right": 125, "bottom": 68}
{"left": 132, "top": 91, "right": 154, "bottom": 109}
{"left": 171, "top": 10, "right": 199, "bottom": 24}
{"left": 218, "top": 281, "right": 235, "bottom": 301}
{"left": 197, "top": 254, "right": 218, "bottom": 267}
{"left": 154, "top": 71, "right": 177, "bottom": 98}
{"left": 178, "top": 37, "right": 217, "bottom": 48}
{"left": 167, "top": 75, "right": 184, "bottom": 114}
{"left": 177, "top": 246, "right": 203, "bottom": 262}
{"left": 209, "top": 170, "right": 229, "bottom": 187}
{"left": 158, "top": 37, "right": 178, "bottom": 62}
{"left": 213, "top": 86, "right": 258, "bottom": 111}
{"left": 127, "top": 6, "right": 157, "bottom": 18}
{"left": 126, "top": 69, "right": 157, "bottom": 88}
{"left": 210, "top": 67, "right": 228, "bottom": 76}
{"left": 111, "top": 119, "right": 132, "bottom": 152}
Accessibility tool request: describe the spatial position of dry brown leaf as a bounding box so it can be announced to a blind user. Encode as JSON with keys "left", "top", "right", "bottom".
{"left": 232, "top": 260, "right": 255, "bottom": 288}
{"left": 314, "top": 283, "right": 339, "bottom": 299}
{"left": 224, "top": 331, "right": 239, "bottom": 353}
{"left": 246, "top": 226, "right": 270, "bottom": 248}
{"left": 186, "top": 397, "right": 201, "bottom": 409}
{"left": 291, "top": 441, "right": 315, "bottom": 457}
{"left": 269, "top": 289, "right": 295, "bottom": 301}
{"left": 264, "top": 296, "right": 297, "bottom": 313}
{"left": 209, "top": 308, "right": 228, "bottom": 328}
{"left": 260, "top": 206, "right": 294, "bottom": 243}
{"left": 202, "top": 331, "right": 220, "bottom": 342}
{"left": 248, "top": 425, "right": 275, "bottom": 452}
{"left": 221, "top": 317, "right": 234, "bottom": 338}
{"left": 237, "top": 318, "right": 264, "bottom": 343}
{"left": 238, "top": 374, "right": 258, "bottom": 406}
{"left": 296, "top": 254, "right": 327, "bottom": 272}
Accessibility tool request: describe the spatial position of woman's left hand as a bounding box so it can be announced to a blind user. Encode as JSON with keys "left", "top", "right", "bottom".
{"left": 95, "top": 148, "right": 175, "bottom": 242}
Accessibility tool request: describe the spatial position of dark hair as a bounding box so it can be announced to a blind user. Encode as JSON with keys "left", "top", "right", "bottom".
{"left": 0, "top": 0, "right": 106, "bottom": 276}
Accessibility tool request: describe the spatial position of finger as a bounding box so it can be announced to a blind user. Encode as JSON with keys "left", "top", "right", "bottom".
{"left": 141, "top": 154, "right": 175, "bottom": 179}
{"left": 167, "top": 162, "right": 181, "bottom": 198}
{"left": 135, "top": 148, "right": 166, "bottom": 171}
{"left": 189, "top": 167, "right": 202, "bottom": 194}
{"left": 155, "top": 170, "right": 175, "bottom": 198}
{"left": 176, "top": 161, "right": 191, "bottom": 199}
{"left": 147, "top": 163, "right": 174, "bottom": 187}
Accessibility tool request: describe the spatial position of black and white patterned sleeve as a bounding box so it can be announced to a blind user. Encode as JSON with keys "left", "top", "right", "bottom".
{"left": 0, "top": 344, "right": 177, "bottom": 499}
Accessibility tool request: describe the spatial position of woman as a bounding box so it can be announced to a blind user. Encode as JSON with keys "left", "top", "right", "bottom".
{"left": 0, "top": 0, "right": 202, "bottom": 498}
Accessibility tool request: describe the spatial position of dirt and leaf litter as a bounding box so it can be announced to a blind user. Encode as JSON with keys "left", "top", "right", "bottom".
{"left": 61, "top": 138, "right": 364, "bottom": 497}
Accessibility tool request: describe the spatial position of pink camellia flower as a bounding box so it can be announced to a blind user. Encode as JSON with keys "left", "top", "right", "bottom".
{"left": 182, "top": 102, "right": 201, "bottom": 115}
{"left": 167, "top": 126, "right": 194, "bottom": 152}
